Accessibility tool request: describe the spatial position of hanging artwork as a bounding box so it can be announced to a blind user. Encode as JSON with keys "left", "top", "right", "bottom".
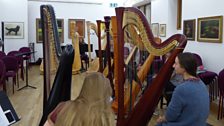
{"left": 159, "top": 24, "right": 166, "bottom": 37}
{"left": 183, "top": 19, "right": 196, "bottom": 40}
{"left": 151, "top": 23, "right": 159, "bottom": 37}
{"left": 68, "top": 19, "right": 85, "bottom": 38}
{"left": 4, "top": 22, "right": 24, "bottom": 39}
{"left": 36, "top": 18, "right": 64, "bottom": 43}
{"left": 197, "top": 16, "right": 223, "bottom": 43}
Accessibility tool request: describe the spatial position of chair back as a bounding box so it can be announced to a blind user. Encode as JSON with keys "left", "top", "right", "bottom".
{"left": 192, "top": 53, "right": 203, "bottom": 66}
{"left": 1, "top": 56, "right": 19, "bottom": 72}
{"left": 0, "top": 60, "right": 6, "bottom": 85}
{"left": 19, "top": 47, "right": 31, "bottom": 60}
{"left": 0, "top": 51, "right": 6, "bottom": 59}
{"left": 7, "top": 50, "right": 23, "bottom": 67}
{"left": 218, "top": 69, "right": 224, "bottom": 95}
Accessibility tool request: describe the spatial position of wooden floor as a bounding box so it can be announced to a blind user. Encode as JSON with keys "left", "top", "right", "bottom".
{"left": 3, "top": 65, "right": 224, "bottom": 126}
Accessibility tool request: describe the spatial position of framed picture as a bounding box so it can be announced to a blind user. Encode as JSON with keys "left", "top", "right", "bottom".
{"left": 68, "top": 19, "right": 85, "bottom": 38}
{"left": 36, "top": 18, "right": 64, "bottom": 43}
{"left": 197, "top": 16, "right": 223, "bottom": 43}
{"left": 183, "top": 19, "right": 196, "bottom": 40}
{"left": 159, "top": 24, "right": 166, "bottom": 37}
{"left": 151, "top": 23, "right": 159, "bottom": 37}
{"left": 177, "top": 0, "right": 182, "bottom": 30}
{"left": 4, "top": 22, "right": 24, "bottom": 39}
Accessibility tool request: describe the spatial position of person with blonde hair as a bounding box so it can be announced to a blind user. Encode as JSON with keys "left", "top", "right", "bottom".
{"left": 44, "top": 72, "right": 115, "bottom": 126}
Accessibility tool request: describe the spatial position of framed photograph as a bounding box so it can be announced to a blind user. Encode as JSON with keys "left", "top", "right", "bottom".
{"left": 177, "top": 0, "right": 182, "bottom": 30}
{"left": 68, "top": 19, "right": 85, "bottom": 38}
{"left": 4, "top": 22, "right": 24, "bottom": 39}
{"left": 159, "top": 24, "right": 166, "bottom": 37}
{"left": 183, "top": 19, "right": 196, "bottom": 40}
{"left": 151, "top": 23, "right": 159, "bottom": 37}
{"left": 197, "top": 16, "right": 223, "bottom": 43}
{"left": 36, "top": 18, "right": 64, "bottom": 43}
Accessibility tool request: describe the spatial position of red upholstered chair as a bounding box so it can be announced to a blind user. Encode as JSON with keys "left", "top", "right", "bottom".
{"left": 0, "top": 60, "right": 6, "bottom": 91}
{"left": 193, "top": 53, "right": 218, "bottom": 101}
{"left": 1, "top": 56, "right": 19, "bottom": 94}
{"left": 218, "top": 69, "right": 224, "bottom": 120}
{"left": 19, "top": 47, "right": 31, "bottom": 62}
{"left": 7, "top": 51, "right": 24, "bottom": 86}
{"left": 0, "top": 51, "right": 6, "bottom": 59}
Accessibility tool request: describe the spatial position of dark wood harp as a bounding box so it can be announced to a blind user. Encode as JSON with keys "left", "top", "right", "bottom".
{"left": 115, "top": 7, "right": 187, "bottom": 126}
{"left": 39, "top": 5, "right": 74, "bottom": 126}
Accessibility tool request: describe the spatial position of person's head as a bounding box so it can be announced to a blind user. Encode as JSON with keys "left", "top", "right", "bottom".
{"left": 173, "top": 52, "right": 197, "bottom": 77}
{"left": 55, "top": 72, "right": 115, "bottom": 126}
{"left": 79, "top": 37, "right": 84, "bottom": 43}
{"left": 79, "top": 72, "right": 112, "bottom": 103}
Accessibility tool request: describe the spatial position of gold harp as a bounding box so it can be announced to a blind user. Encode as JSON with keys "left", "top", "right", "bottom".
{"left": 39, "top": 5, "right": 74, "bottom": 125}
{"left": 114, "top": 7, "right": 187, "bottom": 126}
{"left": 70, "top": 21, "right": 82, "bottom": 74}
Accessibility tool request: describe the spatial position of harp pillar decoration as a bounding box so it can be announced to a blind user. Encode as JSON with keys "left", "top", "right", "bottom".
{"left": 86, "top": 21, "right": 92, "bottom": 61}
{"left": 96, "top": 20, "right": 103, "bottom": 72}
{"left": 71, "top": 21, "right": 81, "bottom": 74}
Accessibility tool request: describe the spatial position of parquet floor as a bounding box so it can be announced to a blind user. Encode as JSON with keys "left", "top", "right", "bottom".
{"left": 2, "top": 65, "right": 224, "bottom": 126}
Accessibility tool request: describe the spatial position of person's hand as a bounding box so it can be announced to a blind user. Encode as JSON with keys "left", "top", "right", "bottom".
{"left": 156, "top": 115, "right": 166, "bottom": 123}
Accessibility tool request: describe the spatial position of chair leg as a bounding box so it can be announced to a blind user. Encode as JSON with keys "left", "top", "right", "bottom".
{"left": 17, "top": 73, "right": 19, "bottom": 88}
{"left": 218, "top": 95, "right": 222, "bottom": 120}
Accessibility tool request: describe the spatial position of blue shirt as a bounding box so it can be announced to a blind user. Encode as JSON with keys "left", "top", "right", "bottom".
{"left": 158, "top": 79, "right": 209, "bottom": 126}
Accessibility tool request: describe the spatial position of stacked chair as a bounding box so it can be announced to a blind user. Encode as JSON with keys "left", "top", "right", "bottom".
{"left": 8, "top": 51, "right": 24, "bottom": 86}
{"left": 193, "top": 53, "right": 218, "bottom": 101}
{"left": 218, "top": 69, "right": 224, "bottom": 120}
{"left": 0, "top": 60, "right": 6, "bottom": 91}
{"left": 1, "top": 56, "right": 19, "bottom": 94}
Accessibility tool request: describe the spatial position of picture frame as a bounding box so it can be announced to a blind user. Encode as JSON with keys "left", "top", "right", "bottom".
{"left": 159, "top": 24, "right": 166, "bottom": 37}
{"left": 36, "top": 18, "right": 64, "bottom": 43}
{"left": 177, "top": 0, "right": 182, "bottom": 30}
{"left": 4, "top": 22, "right": 24, "bottom": 39}
{"left": 68, "top": 19, "right": 85, "bottom": 38}
{"left": 197, "top": 16, "right": 223, "bottom": 43}
{"left": 183, "top": 19, "right": 196, "bottom": 40}
{"left": 151, "top": 23, "right": 159, "bottom": 37}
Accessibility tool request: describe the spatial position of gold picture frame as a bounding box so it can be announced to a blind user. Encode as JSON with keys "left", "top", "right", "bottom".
{"left": 159, "top": 24, "right": 166, "bottom": 37}
{"left": 177, "top": 0, "right": 182, "bottom": 30}
{"left": 36, "top": 18, "right": 64, "bottom": 43}
{"left": 151, "top": 23, "right": 159, "bottom": 37}
{"left": 68, "top": 19, "right": 85, "bottom": 38}
{"left": 183, "top": 19, "right": 196, "bottom": 40}
{"left": 197, "top": 16, "right": 223, "bottom": 43}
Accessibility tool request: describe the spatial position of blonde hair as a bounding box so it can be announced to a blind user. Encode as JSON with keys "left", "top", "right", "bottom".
{"left": 54, "top": 72, "right": 115, "bottom": 126}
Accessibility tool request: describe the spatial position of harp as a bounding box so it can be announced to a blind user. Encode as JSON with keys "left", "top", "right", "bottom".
{"left": 70, "top": 21, "right": 81, "bottom": 74}
{"left": 114, "top": 7, "right": 187, "bottom": 126}
{"left": 39, "top": 5, "right": 74, "bottom": 126}
{"left": 86, "top": 21, "right": 107, "bottom": 73}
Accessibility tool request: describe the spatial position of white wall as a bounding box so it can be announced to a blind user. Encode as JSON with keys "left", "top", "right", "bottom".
{"left": 28, "top": 0, "right": 123, "bottom": 60}
{"left": 0, "top": 0, "right": 28, "bottom": 53}
{"left": 146, "top": 0, "right": 224, "bottom": 73}
{"left": 182, "top": 0, "right": 224, "bottom": 73}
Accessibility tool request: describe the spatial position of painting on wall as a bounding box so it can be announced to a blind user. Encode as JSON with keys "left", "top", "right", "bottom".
{"left": 183, "top": 19, "right": 196, "bottom": 40}
{"left": 4, "top": 22, "right": 24, "bottom": 39}
{"left": 159, "top": 24, "right": 166, "bottom": 37}
{"left": 68, "top": 19, "right": 85, "bottom": 38}
{"left": 36, "top": 18, "right": 64, "bottom": 43}
{"left": 151, "top": 23, "right": 159, "bottom": 37}
{"left": 197, "top": 16, "right": 223, "bottom": 43}
{"left": 177, "top": 0, "right": 182, "bottom": 30}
